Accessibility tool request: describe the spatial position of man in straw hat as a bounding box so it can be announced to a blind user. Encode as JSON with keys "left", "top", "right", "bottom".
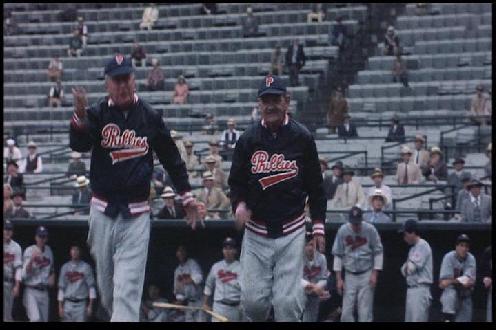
{"left": 366, "top": 168, "right": 392, "bottom": 210}
{"left": 363, "top": 189, "right": 391, "bottom": 224}
{"left": 204, "top": 155, "right": 227, "bottom": 189}
{"left": 411, "top": 134, "right": 430, "bottom": 169}
{"left": 72, "top": 176, "right": 91, "bottom": 215}
{"left": 197, "top": 171, "right": 230, "bottom": 220}
{"left": 20, "top": 141, "right": 43, "bottom": 174}
{"left": 396, "top": 145, "right": 421, "bottom": 184}
{"left": 447, "top": 158, "right": 471, "bottom": 195}
{"left": 422, "top": 146, "right": 447, "bottom": 182}
{"left": 157, "top": 186, "right": 185, "bottom": 220}
{"left": 207, "top": 139, "right": 223, "bottom": 168}
{"left": 66, "top": 152, "right": 86, "bottom": 178}
{"left": 183, "top": 140, "right": 199, "bottom": 178}
{"left": 331, "top": 166, "right": 366, "bottom": 210}
{"left": 459, "top": 180, "right": 492, "bottom": 223}
{"left": 4, "top": 138, "right": 22, "bottom": 163}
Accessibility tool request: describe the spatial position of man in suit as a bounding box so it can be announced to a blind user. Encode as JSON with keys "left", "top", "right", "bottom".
{"left": 331, "top": 166, "right": 365, "bottom": 209}
{"left": 455, "top": 174, "right": 472, "bottom": 213}
{"left": 5, "top": 160, "right": 25, "bottom": 197}
{"left": 411, "top": 134, "right": 430, "bottom": 170}
{"left": 204, "top": 155, "right": 227, "bottom": 189}
{"left": 322, "top": 160, "right": 343, "bottom": 200}
{"left": 337, "top": 114, "right": 358, "bottom": 139}
{"left": 447, "top": 158, "right": 471, "bottom": 195}
{"left": 157, "top": 186, "right": 186, "bottom": 220}
{"left": 366, "top": 168, "right": 392, "bottom": 210}
{"left": 460, "top": 180, "right": 492, "bottom": 223}
{"left": 66, "top": 152, "right": 87, "bottom": 178}
{"left": 363, "top": 189, "right": 391, "bottom": 224}
{"left": 286, "top": 39, "right": 306, "bottom": 86}
{"left": 423, "top": 146, "right": 447, "bottom": 182}
{"left": 396, "top": 145, "right": 422, "bottom": 184}
{"left": 197, "top": 171, "right": 230, "bottom": 220}
{"left": 5, "top": 190, "right": 30, "bottom": 220}
{"left": 385, "top": 115, "right": 405, "bottom": 143}
{"left": 72, "top": 176, "right": 91, "bottom": 215}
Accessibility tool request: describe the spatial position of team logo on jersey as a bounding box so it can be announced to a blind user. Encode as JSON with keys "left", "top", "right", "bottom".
{"left": 101, "top": 124, "right": 149, "bottom": 164}
{"left": 251, "top": 150, "right": 298, "bottom": 190}
{"left": 66, "top": 271, "right": 85, "bottom": 283}
{"left": 33, "top": 256, "right": 51, "bottom": 267}
{"left": 265, "top": 75, "right": 274, "bottom": 87}
{"left": 4, "top": 252, "right": 15, "bottom": 264}
{"left": 176, "top": 274, "right": 192, "bottom": 282}
{"left": 345, "top": 235, "right": 368, "bottom": 250}
{"left": 217, "top": 269, "right": 238, "bottom": 283}
{"left": 304, "top": 266, "right": 321, "bottom": 280}
{"left": 115, "top": 54, "right": 124, "bottom": 65}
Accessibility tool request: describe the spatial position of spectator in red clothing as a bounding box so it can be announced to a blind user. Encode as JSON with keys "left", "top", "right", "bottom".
{"left": 131, "top": 42, "right": 147, "bottom": 68}
{"left": 173, "top": 75, "right": 189, "bottom": 104}
{"left": 146, "top": 58, "right": 165, "bottom": 91}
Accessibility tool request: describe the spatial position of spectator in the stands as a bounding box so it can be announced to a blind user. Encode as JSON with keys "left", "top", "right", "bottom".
{"left": 241, "top": 6, "right": 259, "bottom": 38}
{"left": 3, "top": 183, "right": 14, "bottom": 217}
{"left": 251, "top": 104, "right": 261, "bottom": 123}
{"left": 286, "top": 39, "right": 306, "bottom": 87}
{"left": 76, "top": 16, "right": 88, "bottom": 47}
{"left": 170, "top": 130, "right": 187, "bottom": 163}
{"left": 392, "top": 51, "right": 409, "bottom": 88}
{"left": 172, "top": 75, "right": 189, "bottom": 104}
{"left": 219, "top": 118, "right": 241, "bottom": 151}
{"left": 47, "top": 57, "right": 63, "bottom": 82}
{"left": 331, "top": 166, "right": 365, "bottom": 209}
{"left": 4, "top": 11, "right": 17, "bottom": 35}
{"left": 67, "top": 29, "right": 83, "bottom": 57}
{"left": 131, "top": 42, "right": 147, "bottom": 68}
{"left": 140, "top": 3, "right": 159, "bottom": 30}
{"left": 363, "top": 189, "right": 391, "bottom": 223}
{"left": 396, "top": 145, "right": 421, "bottom": 184}
{"left": 323, "top": 161, "right": 343, "bottom": 200}
{"left": 337, "top": 114, "right": 358, "bottom": 138}
{"left": 207, "top": 139, "right": 223, "bottom": 168}
{"left": 48, "top": 80, "right": 64, "bottom": 108}
{"left": 5, "top": 160, "right": 25, "bottom": 196}
{"left": 460, "top": 180, "right": 492, "bottom": 223}
{"left": 469, "top": 84, "right": 491, "bottom": 125}
{"left": 412, "top": 134, "right": 430, "bottom": 169}
{"left": 484, "top": 143, "right": 492, "bottom": 180}
{"left": 327, "top": 87, "right": 349, "bottom": 134}
{"left": 423, "top": 146, "right": 447, "bottom": 182}
{"left": 203, "top": 155, "right": 226, "bottom": 189}
{"left": 197, "top": 171, "right": 230, "bottom": 220}
{"left": 202, "top": 113, "right": 219, "bottom": 135}
{"left": 307, "top": 3, "right": 325, "bottom": 23}
{"left": 330, "top": 16, "right": 347, "bottom": 50}
{"left": 384, "top": 25, "right": 400, "bottom": 56}
{"left": 66, "top": 152, "right": 86, "bottom": 178}
{"left": 366, "top": 168, "right": 392, "bottom": 210}
{"left": 72, "top": 176, "right": 91, "bottom": 215}
{"left": 415, "top": 3, "right": 430, "bottom": 16}
{"left": 4, "top": 138, "right": 22, "bottom": 162}
{"left": 146, "top": 58, "right": 165, "bottom": 91}
{"left": 200, "top": 3, "right": 217, "bottom": 15}
{"left": 270, "top": 45, "right": 284, "bottom": 76}
{"left": 447, "top": 158, "right": 471, "bottom": 195}
{"left": 385, "top": 115, "right": 405, "bottom": 143}
{"left": 455, "top": 173, "right": 472, "bottom": 212}
{"left": 184, "top": 140, "right": 198, "bottom": 178}
{"left": 157, "top": 187, "right": 185, "bottom": 220}
{"left": 19, "top": 141, "right": 43, "bottom": 174}
{"left": 4, "top": 190, "right": 30, "bottom": 220}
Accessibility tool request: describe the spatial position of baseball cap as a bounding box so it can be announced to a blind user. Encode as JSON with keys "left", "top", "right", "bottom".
{"left": 258, "top": 74, "right": 287, "bottom": 97}
{"left": 398, "top": 219, "right": 418, "bottom": 234}
{"left": 456, "top": 234, "right": 470, "bottom": 245}
{"left": 348, "top": 207, "right": 363, "bottom": 224}
{"left": 104, "top": 54, "right": 134, "bottom": 77}
{"left": 223, "top": 237, "right": 237, "bottom": 248}
{"left": 4, "top": 220, "right": 14, "bottom": 230}
{"left": 36, "top": 226, "right": 48, "bottom": 237}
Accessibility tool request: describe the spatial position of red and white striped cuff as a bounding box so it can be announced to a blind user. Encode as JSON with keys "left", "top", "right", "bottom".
{"left": 180, "top": 191, "right": 195, "bottom": 207}
{"left": 312, "top": 222, "right": 325, "bottom": 236}
{"left": 71, "top": 113, "right": 87, "bottom": 131}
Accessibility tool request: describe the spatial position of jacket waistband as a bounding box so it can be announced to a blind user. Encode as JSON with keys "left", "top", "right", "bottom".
{"left": 245, "top": 212, "right": 306, "bottom": 238}
{"left": 91, "top": 194, "right": 150, "bottom": 215}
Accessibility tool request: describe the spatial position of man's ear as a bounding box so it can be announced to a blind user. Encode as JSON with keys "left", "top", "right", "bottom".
{"left": 284, "top": 93, "right": 291, "bottom": 105}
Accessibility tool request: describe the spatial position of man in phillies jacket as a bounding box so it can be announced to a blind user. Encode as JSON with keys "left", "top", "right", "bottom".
{"left": 69, "top": 54, "right": 199, "bottom": 322}
{"left": 228, "top": 74, "right": 326, "bottom": 321}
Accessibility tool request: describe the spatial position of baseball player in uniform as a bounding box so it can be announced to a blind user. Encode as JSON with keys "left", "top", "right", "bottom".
{"left": 173, "top": 245, "right": 204, "bottom": 322}
{"left": 203, "top": 237, "right": 243, "bottom": 322}
{"left": 439, "top": 234, "right": 476, "bottom": 322}
{"left": 302, "top": 230, "right": 329, "bottom": 322}
{"left": 21, "top": 226, "right": 55, "bottom": 322}
{"left": 57, "top": 244, "right": 97, "bottom": 322}
{"left": 229, "top": 75, "right": 326, "bottom": 321}
{"left": 3, "top": 220, "right": 22, "bottom": 322}
{"left": 69, "top": 54, "right": 199, "bottom": 321}
{"left": 399, "top": 219, "right": 433, "bottom": 322}
{"left": 332, "top": 207, "right": 383, "bottom": 322}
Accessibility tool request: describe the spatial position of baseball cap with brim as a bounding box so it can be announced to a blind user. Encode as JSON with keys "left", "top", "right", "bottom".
{"left": 456, "top": 234, "right": 471, "bottom": 244}
{"left": 223, "top": 237, "right": 237, "bottom": 248}
{"left": 36, "top": 226, "right": 48, "bottom": 237}
{"left": 258, "top": 75, "right": 287, "bottom": 97}
{"left": 398, "top": 219, "right": 418, "bottom": 234}
{"left": 348, "top": 207, "right": 363, "bottom": 224}
{"left": 104, "top": 54, "right": 134, "bottom": 77}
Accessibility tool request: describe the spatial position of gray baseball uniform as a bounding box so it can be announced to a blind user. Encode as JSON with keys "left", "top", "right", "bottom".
{"left": 400, "top": 238, "right": 433, "bottom": 322}
{"left": 58, "top": 260, "right": 96, "bottom": 322}
{"left": 332, "top": 222, "right": 383, "bottom": 322}
{"left": 302, "top": 250, "right": 328, "bottom": 322}
{"left": 204, "top": 259, "right": 242, "bottom": 322}
{"left": 174, "top": 258, "right": 204, "bottom": 322}
{"left": 3, "top": 239, "right": 22, "bottom": 321}
{"left": 22, "top": 245, "right": 54, "bottom": 322}
{"left": 439, "top": 251, "right": 476, "bottom": 322}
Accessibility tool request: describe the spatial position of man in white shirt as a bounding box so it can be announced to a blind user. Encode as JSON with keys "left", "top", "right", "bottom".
{"left": 140, "top": 3, "right": 159, "bottom": 30}
{"left": 411, "top": 134, "right": 430, "bottom": 169}
{"left": 4, "top": 139, "right": 22, "bottom": 163}
{"left": 219, "top": 118, "right": 241, "bottom": 151}
{"left": 20, "top": 141, "right": 43, "bottom": 174}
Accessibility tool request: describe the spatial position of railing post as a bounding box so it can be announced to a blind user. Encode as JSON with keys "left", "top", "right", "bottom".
{"left": 364, "top": 150, "right": 368, "bottom": 173}
{"left": 392, "top": 199, "right": 397, "bottom": 223}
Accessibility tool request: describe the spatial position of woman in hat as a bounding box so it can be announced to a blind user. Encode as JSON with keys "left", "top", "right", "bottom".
{"left": 20, "top": 141, "right": 43, "bottom": 174}
{"left": 327, "top": 87, "right": 349, "bottom": 134}
{"left": 423, "top": 146, "right": 447, "bottom": 182}
{"left": 173, "top": 75, "right": 189, "bottom": 104}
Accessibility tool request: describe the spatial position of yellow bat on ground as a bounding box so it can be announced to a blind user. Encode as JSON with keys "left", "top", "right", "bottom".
{"left": 152, "top": 301, "right": 229, "bottom": 322}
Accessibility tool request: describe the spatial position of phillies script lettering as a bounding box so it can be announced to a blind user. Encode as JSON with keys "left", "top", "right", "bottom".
{"left": 101, "top": 124, "right": 149, "bottom": 164}
{"left": 251, "top": 151, "right": 298, "bottom": 190}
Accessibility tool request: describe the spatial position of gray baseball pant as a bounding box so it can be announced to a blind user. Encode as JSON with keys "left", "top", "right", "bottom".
{"left": 405, "top": 285, "right": 431, "bottom": 322}
{"left": 454, "top": 296, "right": 472, "bottom": 322}
{"left": 212, "top": 302, "right": 243, "bottom": 322}
{"left": 341, "top": 269, "right": 374, "bottom": 322}
{"left": 185, "top": 299, "right": 205, "bottom": 322}
{"left": 302, "top": 296, "right": 320, "bottom": 322}
{"left": 62, "top": 300, "right": 87, "bottom": 322}
{"left": 440, "top": 287, "right": 472, "bottom": 322}
{"left": 23, "top": 287, "right": 49, "bottom": 322}
{"left": 240, "top": 227, "right": 305, "bottom": 322}
{"left": 3, "top": 282, "right": 13, "bottom": 321}
{"left": 87, "top": 205, "right": 150, "bottom": 322}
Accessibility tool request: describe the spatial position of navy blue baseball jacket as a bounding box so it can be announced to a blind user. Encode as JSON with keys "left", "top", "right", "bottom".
{"left": 69, "top": 95, "right": 193, "bottom": 219}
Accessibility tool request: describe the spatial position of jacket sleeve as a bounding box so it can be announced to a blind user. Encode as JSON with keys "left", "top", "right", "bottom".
{"left": 228, "top": 134, "right": 251, "bottom": 213}
{"left": 69, "top": 106, "right": 99, "bottom": 153}
{"left": 150, "top": 112, "right": 191, "bottom": 197}
{"left": 303, "top": 134, "right": 327, "bottom": 236}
